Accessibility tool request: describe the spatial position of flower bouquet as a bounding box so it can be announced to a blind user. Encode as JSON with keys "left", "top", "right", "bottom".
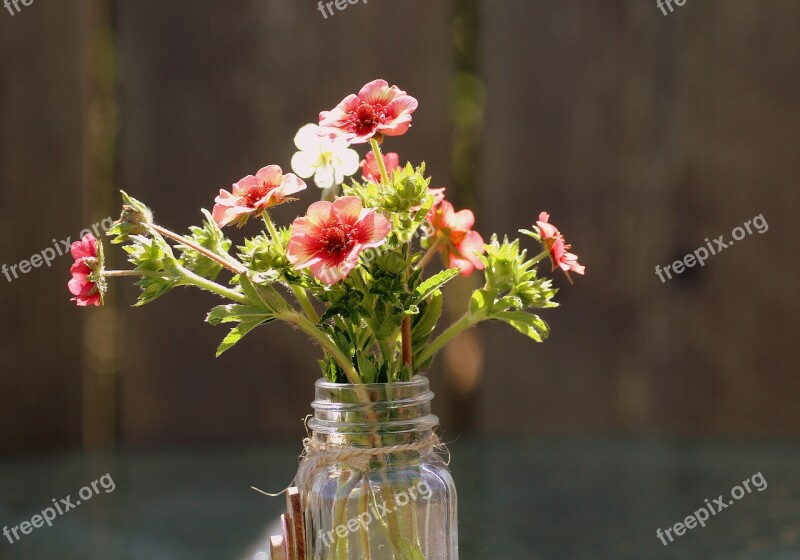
{"left": 68, "top": 79, "right": 584, "bottom": 560}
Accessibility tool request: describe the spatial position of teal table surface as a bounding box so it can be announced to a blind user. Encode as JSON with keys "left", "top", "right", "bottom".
{"left": 1, "top": 438, "right": 798, "bottom": 559}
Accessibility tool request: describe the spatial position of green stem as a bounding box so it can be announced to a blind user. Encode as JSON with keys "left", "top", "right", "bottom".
{"left": 150, "top": 223, "right": 245, "bottom": 274}
{"left": 261, "top": 211, "right": 281, "bottom": 241}
{"left": 103, "top": 269, "right": 164, "bottom": 278}
{"left": 291, "top": 285, "right": 320, "bottom": 323}
{"left": 528, "top": 248, "right": 550, "bottom": 266}
{"left": 415, "top": 312, "right": 474, "bottom": 367}
{"left": 177, "top": 264, "right": 250, "bottom": 305}
{"left": 359, "top": 478, "right": 373, "bottom": 560}
{"left": 279, "top": 312, "right": 363, "bottom": 385}
{"left": 369, "top": 138, "right": 391, "bottom": 186}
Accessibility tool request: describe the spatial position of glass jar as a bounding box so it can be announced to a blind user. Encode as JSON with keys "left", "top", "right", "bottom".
{"left": 296, "top": 375, "right": 458, "bottom": 560}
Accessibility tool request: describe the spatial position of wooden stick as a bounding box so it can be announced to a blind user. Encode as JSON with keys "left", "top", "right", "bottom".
{"left": 286, "top": 487, "right": 306, "bottom": 559}
{"left": 269, "top": 535, "right": 287, "bottom": 560}
{"left": 281, "top": 514, "right": 297, "bottom": 560}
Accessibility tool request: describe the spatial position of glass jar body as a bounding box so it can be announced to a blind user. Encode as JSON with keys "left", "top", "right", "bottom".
{"left": 298, "top": 376, "right": 458, "bottom": 560}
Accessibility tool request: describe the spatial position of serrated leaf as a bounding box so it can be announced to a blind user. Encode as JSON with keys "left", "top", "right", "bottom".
{"left": 468, "top": 288, "right": 498, "bottom": 319}
{"left": 133, "top": 277, "right": 178, "bottom": 306}
{"left": 239, "top": 274, "right": 290, "bottom": 313}
{"left": 414, "top": 268, "right": 460, "bottom": 302}
{"left": 411, "top": 291, "right": 443, "bottom": 349}
{"left": 178, "top": 209, "right": 232, "bottom": 281}
{"left": 206, "top": 304, "right": 273, "bottom": 326}
{"left": 495, "top": 311, "right": 550, "bottom": 342}
{"left": 215, "top": 318, "right": 273, "bottom": 357}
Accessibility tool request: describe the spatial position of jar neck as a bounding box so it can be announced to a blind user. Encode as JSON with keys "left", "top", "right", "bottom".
{"left": 308, "top": 376, "right": 439, "bottom": 448}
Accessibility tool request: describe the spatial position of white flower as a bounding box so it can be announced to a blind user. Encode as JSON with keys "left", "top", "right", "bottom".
{"left": 290, "top": 124, "right": 359, "bottom": 189}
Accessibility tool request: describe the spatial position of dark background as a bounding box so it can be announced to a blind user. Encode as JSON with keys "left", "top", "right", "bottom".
{"left": 1, "top": 0, "right": 798, "bottom": 453}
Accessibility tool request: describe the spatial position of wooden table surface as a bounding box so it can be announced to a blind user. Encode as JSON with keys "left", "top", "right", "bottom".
{"left": 0, "top": 438, "right": 798, "bottom": 559}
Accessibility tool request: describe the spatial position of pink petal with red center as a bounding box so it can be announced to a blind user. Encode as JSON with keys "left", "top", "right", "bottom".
{"left": 286, "top": 234, "right": 324, "bottom": 269}
{"left": 319, "top": 94, "right": 360, "bottom": 127}
{"left": 231, "top": 175, "right": 259, "bottom": 197}
{"left": 353, "top": 210, "right": 391, "bottom": 248}
{"left": 331, "top": 196, "right": 363, "bottom": 224}
{"left": 379, "top": 96, "right": 419, "bottom": 137}
{"left": 293, "top": 201, "right": 335, "bottom": 234}
{"left": 309, "top": 245, "right": 362, "bottom": 285}
{"left": 358, "top": 79, "right": 394, "bottom": 104}
{"left": 212, "top": 190, "right": 250, "bottom": 228}
{"left": 255, "top": 165, "right": 283, "bottom": 187}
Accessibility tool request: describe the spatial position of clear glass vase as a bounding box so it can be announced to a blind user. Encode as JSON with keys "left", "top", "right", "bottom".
{"left": 296, "top": 376, "right": 458, "bottom": 560}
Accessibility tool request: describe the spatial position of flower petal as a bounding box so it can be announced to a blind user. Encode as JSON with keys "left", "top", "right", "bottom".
{"left": 339, "top": 148, "right": 360, "bottom": 177}
{"left": 443, "top": 203, "right": 475, "bottom": 232}
{"left": 70, "top": 234, "right": 97, "bottom": 260}
{"left": 358, "top": 79, "right": 392, "bottom": 104}
{"left": 255, "top": 165, "right": 284, "bottom": 188}
{"left": 278, "top": 173, "right": 307, "bottom": 196}
{"left": 354, "top": 210, "right": 391, "bottom": 247}
{"left": 291, "top": 151, "right": 318, "bottom": 179}
{"left": 313, "top": 165, "right": 335, "bottom": 190}
{"left": 294, "top": 123, "right": 323, "bottom": 151}
{"left": 331, "top": 196, "right": 363, "bottom": 224}
{"left": 286, "top": 234, "right": 323, "bottom": 268}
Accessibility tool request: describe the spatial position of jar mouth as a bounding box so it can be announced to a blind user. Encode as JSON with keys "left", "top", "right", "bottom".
{"left": 309, "top": 375, "right": 438, "bottom": 437}
{"left": 314, "top": 375, "right": 430, "bottom": 391}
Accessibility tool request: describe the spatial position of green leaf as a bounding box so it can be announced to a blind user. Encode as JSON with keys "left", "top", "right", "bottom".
{"left": 495, "top": 311, "right": 550, "bottom": 342}
{"left": 206, "top": 304, "right": 275, "bottom": 356}
{"left": 215, "top": 318, "right": 273, "bottom": 357}
{"left": 411, "top": 291, "right": 443, "bottom": 349}
{"left": 178, "top": 209, "right": 232, "bottom": 281}
{"left": 414, "top": 268, "right": 460, "bottom": 303}
{"left": 356, "top": 353, "right": 378, "bottom": 384}
{"left": 133, "top": 276, "right": 178, "bottom": 306}
{"left": 239, "top": 274, "right": 290, "bottom": 313}
{"left": 468, "top": 288, "right": 498, "bottom": 319}
{"left": 206, "top": 304, "right": 273, "bottom": 325}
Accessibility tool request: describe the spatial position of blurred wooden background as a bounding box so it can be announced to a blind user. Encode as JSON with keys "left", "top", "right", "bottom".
{"left": 0, "top": 0, "right": 798, "bottom": 451}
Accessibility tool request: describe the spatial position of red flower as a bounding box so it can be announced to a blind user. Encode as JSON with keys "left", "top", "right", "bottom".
{"left": 286, "top": 196, "right": 391, "bottom": 284}
{"left": 426, "top": 199, "right": 486, "bottom": 277}
{"left": 536, "top": 212, "right": 585, "bottom": 280}
{"left": 212, "top": 165, "right": 306, "bottom": 228}
{"left": 68, "top": 233, "right": 102, "bottom": 307}
{"left": 319, "top": 79, "right": 418, "bottom": 144}
{"left": 361, "top": 151, "right": 400, "bottom": 182}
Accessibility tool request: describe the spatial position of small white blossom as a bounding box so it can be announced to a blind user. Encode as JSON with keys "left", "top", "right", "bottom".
{"left": 290, "top": 124, "right": 359, "bottom": 189}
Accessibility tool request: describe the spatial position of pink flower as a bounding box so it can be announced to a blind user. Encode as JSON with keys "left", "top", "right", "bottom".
{"left": 68, "top": 233, "right": 102, "bottom": 307}
{"left": 361, "top": 151, "right": 400, "bottom": 182}
{"left": 287, "top": 196, "right": 391, "bottom": 284}
{"left": 427, "top": 199, "right": 486, "bottom": 277}
{"left": 536, "top": 212, "right": 585, "bottom": 280}
{"left": 319, "top": 79, "right": 419, "bottom": 144}
{"left": 212, "top": 165, "right": 306, "bottom": 228}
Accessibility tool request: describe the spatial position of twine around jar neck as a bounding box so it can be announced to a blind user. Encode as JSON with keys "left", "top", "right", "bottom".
{"left": 301, "top": 432, "right": 447, "bottom": 473}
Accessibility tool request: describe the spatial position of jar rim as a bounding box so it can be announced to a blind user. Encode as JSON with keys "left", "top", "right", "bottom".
{"left": 314, "top": 374, "right": 429, "bottom": 391}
